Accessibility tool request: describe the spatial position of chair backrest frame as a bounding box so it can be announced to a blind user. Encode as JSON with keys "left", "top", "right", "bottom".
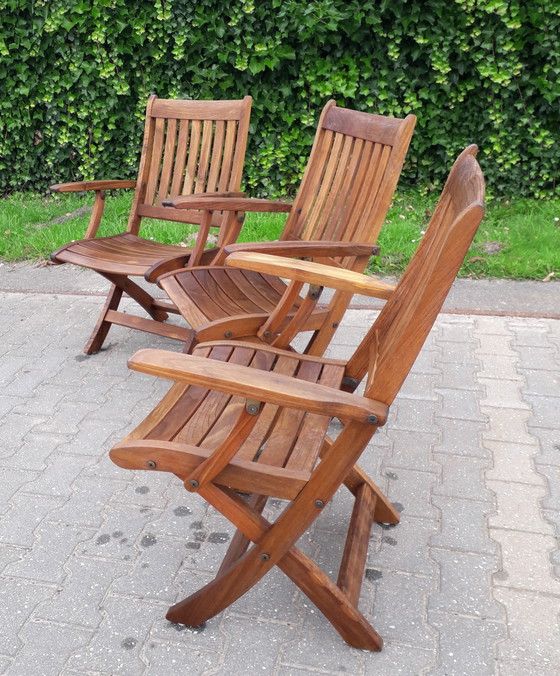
{"left": 344, "top": 146, "right": 485, "bottom": 404}
{"left": 127, "top": 95, "right": 252, "bottom": 235}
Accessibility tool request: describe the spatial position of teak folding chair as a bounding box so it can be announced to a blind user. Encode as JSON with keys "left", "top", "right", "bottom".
{"left": 152, "top": 101, "right": 416, "bottom": 355}
{"left": 109, "top": 147, "right": 485, "bottom": 649}
{"left": 50, "top": 95, "right": 252, "bottom": 354}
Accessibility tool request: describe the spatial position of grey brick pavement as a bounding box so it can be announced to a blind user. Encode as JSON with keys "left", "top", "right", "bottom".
{"left": 0, "top": 263, "right": 558, "bottom": 675}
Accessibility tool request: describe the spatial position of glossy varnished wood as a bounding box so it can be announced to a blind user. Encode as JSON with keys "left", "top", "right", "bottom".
{"left": 108, "top": 148, "right": 486, "bottom": 650}
{"left": 50, "top": 96, "right": 252, "bottom": 353}
{"left": 158, "top": 102, "right": 416, "bottom": 354}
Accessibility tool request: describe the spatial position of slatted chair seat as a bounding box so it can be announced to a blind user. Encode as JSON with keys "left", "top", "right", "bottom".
{"left": 50, "top": 96, "right": 252, "bottom": 354}
{"left": 109, "top": 147, "right": 486, "bottom": 650}
{"left": 119, "top": 341, "right": 347, "bottom": 499}
{"left": 52, "top": 232, "right": 218, "bottom": 277}
{"left": 155, "top": 102, "right": 416, "bottom": 355}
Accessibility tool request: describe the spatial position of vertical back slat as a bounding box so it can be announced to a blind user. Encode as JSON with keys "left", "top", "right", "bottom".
{"left": 301, "top": 132, "right": 346, "bottom": 240}
{"left": 352, "top": 144, "right": 391, "bottom": 242}
{"left": 218, "top": 120, "right": 237, "bottom": 191}
{"left": 195, "top": 120, "right": 214, "bottom": 193}
{"left": 156, "top": 118, "right": 178, "bottom": 204}
{"left": 182, "top": 120, "right": 201, "bottom": 194}
{"left": 207, "top": 120, "right": 226, "bottom": 192}
{"left": 285, "top": 130, "right": 335, "bottom": 240}
{"left": 323, "top": 140, "right": 374, "bottom": 243}
{"left": 170, "top": 119, "right": 190, "bottom": 196}
{"left": 145, "top": 117, "right": 166, "bottom": 205}
{"left": 310, "top": 134, "right": 354, "bottom": 241}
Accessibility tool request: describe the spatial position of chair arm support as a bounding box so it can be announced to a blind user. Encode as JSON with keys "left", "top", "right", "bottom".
{"left": 225, "top": 252, "right": 396, "bottom": 300}
{"left": 50, "top": 180, "right": 137, "bottom": 193}
{"left": 162, "top": 195, "right": 293, "bottom": 213}
{"left": 128, "top": 349, "right": 388, "bottom": 426}
{"left": 222, "top": 240, "right": 379, "bottom": 258}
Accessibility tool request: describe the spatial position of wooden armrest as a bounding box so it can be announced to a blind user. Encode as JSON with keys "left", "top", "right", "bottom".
{"left": 226, "top": 252, "right": 396, "bottom": 300}
{"left": 162, "top": 195, "right": 293, "bottom": 213}
{"left": 50, "top": 180, "right": 137, "bottom": 193}
{"left": 128, "top": 349, "right": 388, "bottom": 425}
{"left": 222, "top": 240, "right": 379, "bottom": 258}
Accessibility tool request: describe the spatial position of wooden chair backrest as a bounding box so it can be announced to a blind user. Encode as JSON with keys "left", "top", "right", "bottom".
{"left": 128, "top": 96, "right": 252, "bottom": 234}
{"left": 281, "top": 101, "right": 416, "bottom": 250}
{"left": 346, "top": 147, "right": 485, "bottom": 405}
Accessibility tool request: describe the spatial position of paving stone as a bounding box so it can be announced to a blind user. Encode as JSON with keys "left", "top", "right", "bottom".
{"left": 372, "top": 516, "right": 438, "bottom": 576}
{"left": 79, "top": 503, "right": 160, "bottom": 562}
{"left": 476, "top": 333, "right": 516, "bottom": 356}
{"left": 435, "top": 387, "right": 487, "bottom": 422}
{"left": 58, "top": 415, "right": 122, "bottom": 457}
{"left": 434, "top": 419, "right": 489, "bottom": 458}
{"left": 474, "top": 316, "right": 514, "bottom": 336}
{"left": 18, "top": 452, "right": 96, "bottom": 498}
{"left": 520, "top": 368, "right": 560, "bottom": 397}
{"left": 477, "top": 354, "right": 523, "bottom": 381}
{"left": 386, "top": 429, "right": 439, "bottom": 473}
{"left": 380, "top": 467, "right": 438, "bottom": 519}
{"left": 509, "top": 324, "right": 554, "bottom": 347}
{"left": 0, "top": 433, "right": 63, "bottom": 472}
{"left": 0, "top": 413, "right": 49, "bottom": 450}
{"left": 282, "top": 610, "right": 365, "bottom": 673}
{"left": 47, "top": 476, "right": 127, "bottom": 528}
{"left": 35, "top": 556, "right": 131, "bottom": 628}
{"left": 398, "top": 372, "right": 439, "bottom": 401}
{"left": 221, "top": 615, "right": 296, "bottom": 673}
{"left": 494, "top": 587, "right": 560, "bottom": 669}
{"left": 0, "top": 544, "right": 25, "bottom": 572}
{"left": 490, "top": 529, "right": 560, "bottom": 595}
{"left": 230, "top": 565, "right": 304, "bottom": 624}
{"left": 112, "top": 470, "right": 175, "bottom": 509}
{"left": 0, "top": 578, "right": 53, "bottom": 655}
{"left": 362, "top": 642, "right": 435, "bottom": 675}
{"left": 0, "top": 493, "right": 64, "bottom": 546}
{"left": 33, "top": 400, "right": 100, "bottom": 436}
{"left": 437, "top": 318, "right": 476, "bottom": 342}
{"left": 370, "top": 571, "right": 436, "bottom": 648}
{"left": 482, "top": 410, "right": 538, "bottom": 445}
{"left": 532, "top": 428, "right": 560, "bottom": 468}
{"left": 433, "top": 341, "right": 479, "bottom": 366}
{"left": 496, "top": 659, "right": 560, "bottom": 676}
{"left": 432, "top": 453, "right": 493, "bottom": 502}
{"left": 65, "top": 595, "right": 163, "bottom": 676}
{"left": 6, "top": 367, "right": 59, "bottom": 399}
{"left": 142, "top": 640, "right": 219, "bottom": 675}
{"left": 434, "top": 361, "right": 483, "bottom": 391}
{"left": 428, "top": 549, "right": 503, "bottom": 620}
{"left": 427, "top": 612, "right": 505, "bottom": 676}
{"left": 485, "top": 439, "right": 544, "bottom": 485}
{"left": 478, "top": 377, "right": 531, "bottom": 410}
{"left": 147, "top": 495, "right": 208, "bottom": 541}
{"left": 391, "top": 398, "right": 439, "bottom": 434}
{"left": 524, "top": 393, "right": 560, "bottom": 429}
{"left": 0, "top": 395, "right": 25, "bottom": 419}
{"left": 0, "top": 467, "right": 38, "bottom": 507}
{"left": 5, "top": 620, "right": 92, "bottom": 676}
{"left": 5, "top": 522, "right": 94, "bottom": 584}
{"left": 487, "top": 480, "right": 556, "bottom": 535}
{"left": 539, "top": 464, "right": 560, "bottom": 511}
{"left": 430, "top": 496, "right": 497, "bottom": 555}
{"left": 111, "top": 535, "right": 189, "bottom": 604}
{"left": 409, "top": 347, "right": 441, "bottom": 375}
{"left": 513, "top": 345, "right": 559, "bottom": 371}
{"left": 0, "top": 356, "right": 28, "bottom": 384}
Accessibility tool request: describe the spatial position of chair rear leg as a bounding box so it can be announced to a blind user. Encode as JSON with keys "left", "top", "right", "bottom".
{"left": 84, "top": 284, "right": 123, "bottom": 354}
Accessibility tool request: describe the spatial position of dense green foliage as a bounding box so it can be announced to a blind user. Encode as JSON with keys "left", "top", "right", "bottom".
{"left": 1, "top": 0, "right": 558, "bottom": 197}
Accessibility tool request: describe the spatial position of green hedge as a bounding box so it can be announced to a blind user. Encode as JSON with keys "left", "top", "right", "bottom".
{"left": 1, "top": 0, "right": 559, "bottom": 197}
